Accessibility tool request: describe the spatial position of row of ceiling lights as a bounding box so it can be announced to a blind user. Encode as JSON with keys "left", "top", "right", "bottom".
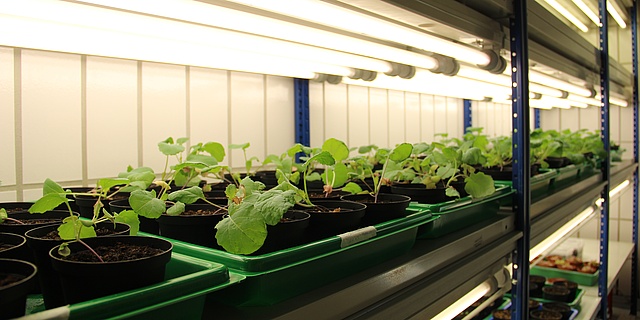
{"left": 0, "top": 0, "right": 629, "bottom": 109}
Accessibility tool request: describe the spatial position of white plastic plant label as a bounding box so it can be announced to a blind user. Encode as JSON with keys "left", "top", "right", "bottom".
{"left": 338, "top": 226, "right": 377, "bottom": 248}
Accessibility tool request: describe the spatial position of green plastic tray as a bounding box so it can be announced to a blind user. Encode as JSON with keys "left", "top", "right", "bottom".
{"left": 24, "top": 251, "right": 244, "bottom": 320}
{"left": 170, "top": 208, "right": 435, "bottom": 306}
{"left": 495, "top": 170, "right": 558, "bottom": 206}
{"left": 530, "top": 265, "right": 599, "bottom": 286}
{"left": 410, "top": 185, "right": 514, "bottom": 238}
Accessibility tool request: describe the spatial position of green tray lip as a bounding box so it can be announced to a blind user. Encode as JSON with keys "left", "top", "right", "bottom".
{"left": 169, "top": 209, "right": 436, "bottom": 274}
{"left": 493, "top": 169, "right": 558, "bottom": 186}
{"left": 530, "top": 265, "right": 599, "bottom": 286}
{"left": 26, "top": 251, "right": 244, "bottom": 319}
{"left": 407, "top": 185, "right": 513, "bottom": 213}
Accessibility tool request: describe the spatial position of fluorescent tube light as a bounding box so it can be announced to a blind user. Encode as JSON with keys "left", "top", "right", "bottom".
{"left": 341, "top": 69, "right": 496, "bottom": 101}
{"left": 528, "top": 71, "right": 594, "bottom": 97}
{"left": 594, "top": 93, "right": 630, "bottom": 107}
{"left": 223, "top": 0, "right": 492, "bottom": 66}
{"left": 530, "top": 206, "right": 596, "bottom": 260}
{"left": 432, "top": 281, "right": 492, "bottom": 320}
{"left": 573, "top": 0, "right": 601, "bottom": 25}
{"left": 73, "top": 0, "right": 442, "bottom": 72}
{"left": 607, "top": 0, "right": 628, "bottom": 28}
{"left": 543, "top": 0, "right": 590, "bottom": 32}
{"left": 610, "top": 180, "right": 630, "bottom": 198}
{"left": 458, "top": 65, "right": 566, "bottom": 98}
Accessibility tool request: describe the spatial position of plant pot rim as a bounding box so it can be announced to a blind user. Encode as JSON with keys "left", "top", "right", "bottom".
{"left": 0, "top": 258, "right": 38, "bottom": 288}
{"left": 25, "top": 222, "right": 130, "bottom": 241}
{"left": 0, "top": 232, "right": 27, "bottom": 248}
{"left": 340, "top": 193, "right": 411, "bottom": 204}
{"left": 49, "top": 235, "right": 173, "bottom": 265}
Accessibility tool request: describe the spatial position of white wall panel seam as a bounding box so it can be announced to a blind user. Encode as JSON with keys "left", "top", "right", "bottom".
{"left": 227, "top": 70, "right": 233, "bottom": 167}
{"left": 263, "top": 74, "right": 268, "bottom": 160}
{"left": 346, "top": 85, "right": 351, "bottom": 147}
{"left": 322, "top": 83, "right": 327, "bottom": 143}
{"left": 136, "top": 61, "right": 143, "bottom": 168}
{"left": 185, "top": 67, "right": 191, "bottom": 151}
{"left": 367, "top": 87, "right": 371, "bottom": 145}
{"left": 13, "top": 48, "right": 23, "bottom": 201}
{"left": 81, "top": 55, "right": 88, "bottom": 186}
{"left": 386, "top": 89, "right": 390, "bottom": 148}
{"left": 403, "top": 91, "right": 407, "bottom": 142}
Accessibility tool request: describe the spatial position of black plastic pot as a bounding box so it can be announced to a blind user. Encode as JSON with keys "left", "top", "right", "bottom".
{"left": 61, "top": 187, "right": 94, "bottom": 213}
{"left": 542, "top": 285, "right": 571, "bottom": 302}
{"left": 308, "top": 189, "right": 351, "bottom": 200}
{"left": 553, "top": 280, "right": 578, "bottom": 300}
{"left": 109, "top": 199, "right": 160, "bottom": 235}
{"left": 545, "top": 157, "right": 571, "bottom": 168}
{"left": 0, "top": 210, "right": 69, "bottom": 237}
{"left": 390, "top": 183, "right": 453, "bottom": 204}
{"left": 253, "top": 210, "right": 311, "bottom": 255}
{"left": 255, "top": 170, "right": 278, "bottom": 189}
{"left": 25, "top": 222, "right": 130, "bottom": 309}
{"left": 300, "top": 200, "right": 366, "bottom": 240}
{"left": 478, "top": 164, "right": 541, "bottom": 180}
{"left": 341, "top": 193, "right": 411, "bottom": 226}
{"left": 157, "top": 203, "right": 227, "bottom": 249}
{"left": 0, "top": 258, "right": 37, "bottom": 320}
{"left": 0, "top": 202, "right": 35, "bottom": 214}
{"left": 50, "top": 235, "right": 172, "bottom": 304}
{"left": 530, "top": 310, "right": 563, "bottom": 320}
{"left": 0, "top": 233, "right": 30, "bottom": 262}
{"left": 542, "top": 302, "right": 572, "bottom": 320}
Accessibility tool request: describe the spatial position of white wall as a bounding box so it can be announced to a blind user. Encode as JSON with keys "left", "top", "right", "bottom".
{"left": 0, "top": 48, "right": 465, "bottom": 202}
{"left": 308, "top": 82, "right": 464, "bottom": 148}
{"left": 0, "top": 49, "right": 295, "bottom": 201}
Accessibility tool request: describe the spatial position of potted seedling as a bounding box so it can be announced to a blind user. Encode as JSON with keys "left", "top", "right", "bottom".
{"left": 27, "top": 178, "right": 172, "bottom": 305}
{"left": 342, "top": 142, "right": 414, "bottom": 225}
{"left": 391, "top": 142, "right": 495, "bottom": 204}
{"left": 226, "top": 142, "right": 260, "bottom": 185}
{"left": 214, "top": 177, "right": 301, "bottom": 255}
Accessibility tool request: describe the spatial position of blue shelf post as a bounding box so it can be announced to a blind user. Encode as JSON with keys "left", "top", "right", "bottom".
{"left": 598, "top": 0, "right": 611, "bottom": 317}
{"left": 510, "top": 0, "right": 532, "bottom": 318}
{"left": 631, "top": 0, "right": 639, "bottom": 315}
{"left": 294, "top": 78, "right": 310, "bottom": 162}
{"left": 534, "top": 108, "right": 541, "bottom": 129}
{"left": 463, "top": 99, "right": 473, "bottom": 133}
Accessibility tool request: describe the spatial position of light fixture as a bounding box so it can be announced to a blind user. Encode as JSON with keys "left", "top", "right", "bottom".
{"left": 528, "top": 70, "right": 594, "bottom": 97}
{"left": 74, "top": 0, "right": 443, "bottom": 72}
{"left": 543, "top": 0, "right": 590, "bottom": 32}
{"left": 222, "top": 0, "right": 494, "bottom": 67}
{"left": 567, "top": 94, "right": 602, "bottom": 107}
{"left": 572, "top": 0, "right": 601, "bottom": 25}
{"left": 431, "top": 281, "right": 492, "bottom": 320}
{"left": 594, "top": 93, "right": 630, "bottom": 107}
{"left": 607, "top": 0, "right": 628, "bottom": 28}
{"left": 610, "top": 180, "right": 630, "bottom": 198}
{"left": 458, "top": 65, "right": 567, "bottom": 98}
{"left": 530, "top": 206, "right": 596, "bottom": 260}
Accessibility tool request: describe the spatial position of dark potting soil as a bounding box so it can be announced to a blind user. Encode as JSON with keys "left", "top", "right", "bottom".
{"left": 307, "top": 205, "right": 343, "bottom": 213}
{"left": 5, "top": 219, "right": 61, "bottom": 225}
{"left": 35, "top": 227, "right": 120, "bottom": 241}
{"left": 181, "top": 208, "right": 226, "bottom": 216}
{"left": 0, "top": 243, "right": 14, "bottom": 252}
{"left": 0, "top": 273, "right": 26, "bottom": 288}
{"left": 4, "top": 207, "right": 29, "bottom": 213}
{"left": 493, "top": 310, "right": 511, "bottom": 320}
{"left": 62, "top": 242, "right": 164, "bottom": 263}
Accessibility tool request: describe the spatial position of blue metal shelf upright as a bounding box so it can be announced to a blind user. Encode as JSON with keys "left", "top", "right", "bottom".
{"left": 631, "top": 0, "right": 639, "bottom": 314}
{"left": 510, "top": 0, "right": 531, "bottom": 318}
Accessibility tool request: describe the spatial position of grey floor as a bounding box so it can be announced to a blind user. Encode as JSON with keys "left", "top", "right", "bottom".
{"left": 611, "top": 296, "right": 638, "bottom": 320}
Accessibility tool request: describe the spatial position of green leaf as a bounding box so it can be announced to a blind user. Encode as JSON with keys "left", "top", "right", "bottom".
{"left": 215, "top": 207, "right": 267, "bottom": 254}
{"left": 287, "top": 144, "right": 304, "bottom": 157}
{"left": 462, "top": 147, "right": 486, "bottom": 165}
{"left": 29, "top": 193, "right": 68, "bottom": 214}
{"left": 201, "top": 142, "right": 226, "bottom": 162}
{"left": 304, "top": 151, "right": 335, "bottom": 168}
{"left": 43, "top": 178, "right": 65, "bottom": 196}
{"left": 254, "top": 189, "right": 296, "bottom": 225}
{"left": 358, "top": 145, "right": 377, "bottom": 154}
{"left": 240, "top": 177, "right": 266, "bottom": 197}
{"left": 176, "top": 137, "right": 189, "bottom": 145}
{"left": 436, "top": 165, "right": 458, "bottom": 179}
{"left": 464, "top": 172, "right": 495, "bottom": 198}
{"left": 322, "top": 138, "right": 350, "bottom": 162}
{"left": 229, "top": 142, "right": 250, "bottom": 150}
{"left": 166, "top": 202, "right": 186, "bottom": 216}
{"left": 389, "top": 143, "right": 413, "bottom": 162}
{"left": 442, "top": 148, "right": 459, "bottom": 162}
{"left": 445, "top": 186, "right": 460, "bottom": 198}
{"left": 342, "top": 182, "right": 363, "bottom": 194}
{"left": 225, "top": 184, "right": 238, "bottom": 201}
{"left": 129, "top": 190, "right": 166, "bottom": 219}
{"left": 168, "top": 186, "right": 204, "bottom": 204}
{"left": 306, "top": 171, "right": 322, "bottom": 182}
{"left": 322, "top": 162, "right": 348, "bottom": 187}
{"left": 57, "top": 216, "right": 96, "bottom": 240}
{"left": 98, "top": 178, "right": 130, "bottom": 193}
{"left": 158, "top": 141, "right": 185, "bottom": 156}
{"left": 185, "top": 154, "right": 218, "bottom": 166}
{"left": 114, "top": 210, "right": 140, "bottom": 235}
{"left": 0, "top": 208, "right": 7, "bottom": 223}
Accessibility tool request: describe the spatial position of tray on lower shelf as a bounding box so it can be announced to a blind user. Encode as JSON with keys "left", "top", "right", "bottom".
{"left": 485, "top": 299, "right": 578, "bottom": 320}
{"left": 23, "top": 251, "right": 244, "bottom": 320}
{"left": 169, "top": 207, "right": 435, "bottom": 306}
{"left": 545, "top": 163, "right": 598, "bottom": 190}
{"left": 495, "top": 170, "right": 558, "bottom": 205}
{"left": 530, "top": 287, "right": 584, "bottom": 308}
{"left": 410, "top": 185, "right": 513, "bottom": 238}
{"left": 530, "top": 265, "right": 599, "bottom": 286}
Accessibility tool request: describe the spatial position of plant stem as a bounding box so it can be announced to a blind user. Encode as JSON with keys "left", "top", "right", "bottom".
{"left": 4, "top": 217, "right": 25, "bottom": 224}
{"left": 161, "top": 155, "right": 169, "bottom": 181}
{"left": 201, "top": 198, "right": 227, "bottom": 211}
{"left": 77, "top": 239, "right": 105, "bottom": 263}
